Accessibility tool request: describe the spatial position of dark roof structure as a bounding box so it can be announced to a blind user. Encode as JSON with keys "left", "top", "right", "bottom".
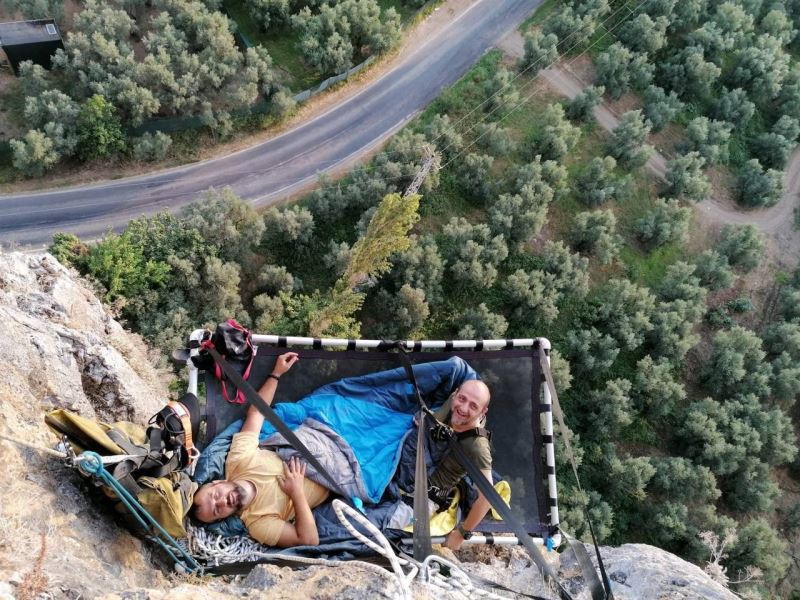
{"left": 0, "top": 19, "right": 64, "bottom": 76}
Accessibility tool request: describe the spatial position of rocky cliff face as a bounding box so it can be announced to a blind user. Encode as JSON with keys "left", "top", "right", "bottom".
{"left": 0, "top": 252, "right": 739, "bottom": 600}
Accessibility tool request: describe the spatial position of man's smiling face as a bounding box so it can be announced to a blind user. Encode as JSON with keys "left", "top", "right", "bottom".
{"left": 449, "top": 380, "right": 490, "bottom": 431}
{"left": 192, "top": 480, "right": 248, "bottom": 523}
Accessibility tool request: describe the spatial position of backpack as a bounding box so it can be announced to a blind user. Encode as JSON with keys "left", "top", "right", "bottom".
{"left": 45, "top": 394, "right": 201, "bottom": 538}
{"left": 192, "top": 319, "right": 255, "bottom": 404}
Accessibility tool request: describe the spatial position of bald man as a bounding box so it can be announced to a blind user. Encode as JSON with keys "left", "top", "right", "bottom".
{"left": 417, "top": 378, "right": 493, "bottom": 551}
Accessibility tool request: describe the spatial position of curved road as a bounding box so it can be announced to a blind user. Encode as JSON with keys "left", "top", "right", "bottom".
{"left": 0, "top": 0, "right": 541, "bottom": 248}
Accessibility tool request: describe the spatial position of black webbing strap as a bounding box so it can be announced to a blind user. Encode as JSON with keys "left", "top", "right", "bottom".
{"left": 455, "top": 426, "right": 491, "bottom": 441}
{"left": 413, "top": 412, "right": 433, "bottom": 561}
{"left": 388, "top": 345, "right": 434, "bottom": 561}
{"left": 446, "top": 437, "right": 575, "bottom": 600}
{"left": 390, "top": 345, "right": 574, "bottom": 600}
{"left": 538, "top": 348, "right": 613, "bottom": 600}
{"left": 205, "top": 346, "right": 357, "bottom": 508}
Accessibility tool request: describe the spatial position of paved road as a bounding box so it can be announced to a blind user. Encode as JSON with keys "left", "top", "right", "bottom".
{"left": 0, "top": 0, "right": 541, "bottom": 248}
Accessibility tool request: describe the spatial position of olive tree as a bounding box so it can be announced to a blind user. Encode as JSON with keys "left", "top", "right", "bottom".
{"left": 635, "top": 198, "right": 691, "bottom": 247}
{"left": 595, "top": 43, "right": 654, "bottom": 99}
{"left": 702, "top": 327, "right": 772, "bottom": 399}
{"left": 751, "top": 115, "right": 800, "bottom": 169}
{"left": 665, "top": 152, "right": 710, "bottom": 202}
{"left": 475, "top": 123, "right": 516, "bottom": 157}
{"left": 736, "top": 159, "right": 783, "bottom": 207}
{"left": 592, "top": 278, "right": 656, "bottom": 350}
{"left": 484, "top": 67, "right": 521, "bottom": 114}
{"left": 658, "top": 47, "right": 720, "bottom": 99}
{"left": 370, "top": 284, "right": 429, "bottom": 339}
{"left": 607, "top": 110, "right": 654, "bottom": 169}
{"left": 540, "top": 240, "right": 590, "bottom": 298}
{"left": 389, "top": 235, "right": 446, "bottom": 306}
{"left": 581, "top": 379, "right": 634, "bottom": 438}
{"left": 575, "top": 156, "right": 620, "bottom": 207}
{"left": 10, "top": 130, "right": 61, "bottom": 177}
{"left": 131, "top": 132, "right": 172, "bottom": 162}
{"left": 681, "top": 117, "right": 732, "bottom": 166}
{"left": 632, "top": 356, "right": 686, "bottom": 419}
{"left": 729, "top": 35, "right": 790, "bottom": 103}
{"left": 442, "top": 218, "right": 508, "bottom": 288}
{"left": 617, "top": 13, "right": 669, "bottom": 54}
{"left": 570, "top": 209, "right": 622, "bottom": 264}
{"left": 713, "top": 88, "right": 755, "bottom": 126}
{"left": 716, "top": 224, "right": 765, "bottom": 271}
{"left": 564, "top": 327, "right": 620, "bottom": 377}
{"left": 530, "top": 103, "right": 581, "bottom": 161}
{"left": 693, "top": 250, "right": 734, "bottom": 290}
{"left": 565, "top": 85, "right": 605, "bottom": 122}
{"left": 643, "top": 85, "right": 683, "bottom": 132}
{"left": 504, "top": 269, "right": 561, "bottom": 323}
{"left": 658, "top": 262, "right": 707, "bottom": 310}
{"left": 457, "top": 303, "right": 508, "bottom": 339}
{"left": 520, "top": 30, "right": 559, "bottom": 75}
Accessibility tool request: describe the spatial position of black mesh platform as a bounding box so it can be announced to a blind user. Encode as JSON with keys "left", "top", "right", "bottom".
{"left": 201, "top": 345, "right": 553, "bottom": 537}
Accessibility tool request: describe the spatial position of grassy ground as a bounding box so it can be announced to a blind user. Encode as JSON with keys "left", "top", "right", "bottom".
{"left": 0, "top": 142, "right": 14, "bottom": 184}
{"left": 0, "top": 76, "right": 24, "bottom": 185}
{"left": 521, "top": 0, "right": 559, "bottom": 28}
{"left": 377, "top": 0, "right": 418, "bottom": 22}
{"left": 223, "top": 0, "right": 318, "bottom": 92}
{"left": 224, "top": 0, "right": 421, "bottom": 92}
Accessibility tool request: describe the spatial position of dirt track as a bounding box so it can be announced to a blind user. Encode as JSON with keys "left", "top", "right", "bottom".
{"left": 499, "top": 31, "right": 800, "bottom": 269}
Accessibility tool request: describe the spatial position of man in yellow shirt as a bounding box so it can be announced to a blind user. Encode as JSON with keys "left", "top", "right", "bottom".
{"left": 192, "top": 352, "right": 329, "bottom": 547}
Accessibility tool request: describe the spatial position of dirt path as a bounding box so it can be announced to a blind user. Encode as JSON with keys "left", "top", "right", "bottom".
{"left": 498, "top": 31, "right": 800, "bottom": 268}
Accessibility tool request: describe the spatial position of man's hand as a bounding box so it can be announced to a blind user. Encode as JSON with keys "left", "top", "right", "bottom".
{"left": 275, "top": 456, "right": 318, "bottom": 547}
{"left": 443, "top": 528, "right": 465, "bottom": 551}
{"left": 278, "top": 456, "right": 307, "bottom": 499}
{"left": 273, "top": 352, "right": 299, "bottom": 377}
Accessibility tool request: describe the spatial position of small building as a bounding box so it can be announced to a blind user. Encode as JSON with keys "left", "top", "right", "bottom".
{"left": 0, "top": 19, "right": 64, "bottom": 76}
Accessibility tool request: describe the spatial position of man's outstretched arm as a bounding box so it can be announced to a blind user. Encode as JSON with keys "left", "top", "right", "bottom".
{"left": 443, "top": 469, "right": 493, "bottom": 551}
{"left": 240, "top": 352, "right": 299, "bottom": 435}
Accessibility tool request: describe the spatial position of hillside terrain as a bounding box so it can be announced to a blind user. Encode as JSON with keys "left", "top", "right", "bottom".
{"left": 0, "top": 251, "right": 742, "bottom": 600}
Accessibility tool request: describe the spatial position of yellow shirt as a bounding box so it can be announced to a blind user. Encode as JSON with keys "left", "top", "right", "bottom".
{"left": 226, "top": 431, "right": 329, "bottom": 546}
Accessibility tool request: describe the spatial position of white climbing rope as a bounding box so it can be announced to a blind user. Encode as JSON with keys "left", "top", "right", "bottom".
{"left": 330, "top": 499, "right": 511, "bottom": 600}
{"left": 188, "top": 499, "right": 514, "bottom": 600}
{"left": 187, "top": 522, "right": 410, "bottom": 600}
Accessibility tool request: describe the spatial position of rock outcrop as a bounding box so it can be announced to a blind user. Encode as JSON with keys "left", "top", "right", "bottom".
{"left": 0, "top": 252, "right": 740, "bottom": 600}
